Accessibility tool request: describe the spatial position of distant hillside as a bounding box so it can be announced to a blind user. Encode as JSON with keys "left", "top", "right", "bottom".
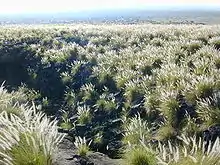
{"left": 0, "top": 8, "right": 220, "bottom": 24}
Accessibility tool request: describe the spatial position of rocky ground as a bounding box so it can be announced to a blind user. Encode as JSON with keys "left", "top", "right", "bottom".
{"left": 53, "top": 138, "right": 122, "bottom": 165}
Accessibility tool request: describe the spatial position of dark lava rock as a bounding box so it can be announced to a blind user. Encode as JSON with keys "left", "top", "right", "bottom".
{"left": 53, "top": 138, "right": 122, "bottom": 165}
{"left": 203, "top": 125, "right": 220, "bottom": 141}
{"left": 87, "top": 152, "right": 122, "bottom": 165}
{"left": 203, "top": 125, "right": 220, "bottom": 152}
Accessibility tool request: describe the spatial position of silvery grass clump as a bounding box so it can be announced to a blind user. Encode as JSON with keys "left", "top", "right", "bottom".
{"left": 0, "top": 83, "right": 27, "bottom": 116}
{"left": 126, "top": 134, "right": 220, "bottom": 165}
{"left": 196, "top": 91, "right": 220, "bottom": 126}
{"left": 123, "top": 116, "right": 220, "bottom": 165}
{"left": 76, "top": 105, "right": 92, "bottom": 125}
{"left": 154, "top": 135, "right": 220, "bottom": 165}
{"left": 0, "top": 104, "right": 65, "bottom": 165}
{"left": 122, "top": 114, "right": 152, "bottom": 145}
{"left": 74, "top": 136, "right": 92, "bottom": 157}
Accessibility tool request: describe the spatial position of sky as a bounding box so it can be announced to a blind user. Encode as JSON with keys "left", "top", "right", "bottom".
{"left": 0, "top": 0, "right": 219, "bottom": 14}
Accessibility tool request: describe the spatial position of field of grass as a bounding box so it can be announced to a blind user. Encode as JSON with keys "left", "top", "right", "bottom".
{"left": 0, "top": 24, "right": 220, "bottom": 164}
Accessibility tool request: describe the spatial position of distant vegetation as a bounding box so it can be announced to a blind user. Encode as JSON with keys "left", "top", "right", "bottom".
{"left": 1, "top": 24, "right": 220, "bottom": 164}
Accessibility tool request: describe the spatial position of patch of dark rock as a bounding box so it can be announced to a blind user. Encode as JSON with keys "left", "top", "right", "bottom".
{"left": 203, "top": 125, "right": 220, "bottom": 142}
{"left": 203, "top": 125, "right": 220, "bottom": 152}
{"left": 53, "top": 138, "right": 122, "bottom": 165}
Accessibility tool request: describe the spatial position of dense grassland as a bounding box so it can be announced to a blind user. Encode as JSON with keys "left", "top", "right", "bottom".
{"left": 1, "top": 24, "right": 220, "bottom": 164}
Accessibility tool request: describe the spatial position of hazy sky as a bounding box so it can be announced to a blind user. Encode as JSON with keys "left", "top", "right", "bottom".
{"left": 0, "top": 0, "right": 219, "bottom": 14}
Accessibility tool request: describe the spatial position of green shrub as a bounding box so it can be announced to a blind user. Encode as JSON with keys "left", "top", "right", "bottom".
{"left": 197, "top": 36, "right": 208, "bottom": 44}
{"left": 150, "top": 38, "right": 164, "bottom": 47}
{"left": 61, "top": 72, "right": 72, "bottom": 84}
{"left": 181, "top": 115, "right": 201, "bottom": 136}
{"left": 144, "top": 93, "right": 160, "bottom": 121}
{"left": 64, "top": 90, "right": 76, "bottom": 107}
{"left": 93, "top": 132, "right": 103, "bottom": 146}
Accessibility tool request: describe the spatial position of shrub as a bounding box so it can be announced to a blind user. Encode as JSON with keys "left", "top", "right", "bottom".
{"left": 60, "top": 72, "right": 72, "bottom": 84}
{"left": 93, "top": 132, "right": 103, "bottom": 147}
{"left": 150, "top": 38, "right": 164, "bottom": 47}
{"left": 64, "top": 90, "right": 76, "bottom": 107}
{"left": 181, "top": 115, "right": 201, "bottom": 136}
{"left": 3, "top": 24, "right": 220, "bottom": 162}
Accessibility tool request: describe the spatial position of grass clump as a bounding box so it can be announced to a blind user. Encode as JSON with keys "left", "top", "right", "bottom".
{"left": 156, "top": 124, "right": 176, "bottom": 141}
{"left": 157, "top": 135, "right": 220, "bottom": 165}
{"left": 123, "top": 114, "right": 151, "bottom": 145}
{"left": 210, "top": 37, "right": 220, "bottom": 50}
{"left": 9, "top": 133, "right": 51, "bottom": 165}
{"left": 0, "top": 83, "right": 27, "bottom": 115}
{"left": 77, "top": 105, "right": 92, "bottom": 125}
{"left": 196, "top": 93, "right": 220, "bottom": 126}
{"left": 60, "top": 110, "right": 74, "bottom": 130}
{"left": 123, "top": 146, "right": 156, "bottom": 165}
{"left": 0, "top": 105, "right": 65, "bottom": 165}
{"left": 74, "top": 136, "right": 92, "bottom": 157}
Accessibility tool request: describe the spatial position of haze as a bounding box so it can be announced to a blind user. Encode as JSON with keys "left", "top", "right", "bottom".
{"left": 0, "top": 0, "right": 219, "bottom": 14}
